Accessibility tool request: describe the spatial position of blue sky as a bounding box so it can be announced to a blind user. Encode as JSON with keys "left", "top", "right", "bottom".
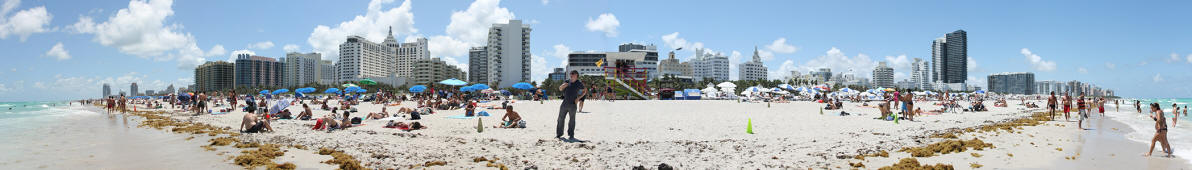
{"left": 0, "top": 0, "right": 1189, "bottom": 102}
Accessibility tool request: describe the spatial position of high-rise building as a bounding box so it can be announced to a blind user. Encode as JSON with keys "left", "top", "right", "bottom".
{"left": 337, "top": 35, "right": 395, "bottom": 82}
{"left": 411, "top": 57, "right": 467, "bottom": 85}
{"left": 394, "top": 37, "right": 429, "bottom": 78}
{"left": 145, "top": 90, "right": 154, "bottom": 96}
{"left": 987, "top": 72, "right": 1035, "bottom": 95}
{"left": 102, "top": 84, "right": 111, "bottom": 97}
{"left": 283, "top": 52, "right": 323, "bottom": 87}
{"left": 318, "top": 60, "right": 336, "bottom": 85}
{"left": 468, "top": 47, "right": 489, "bottom": 83}
{"left": 932, "top": 30, "right": 967, "bottom": 84}
{"left": 164, "top": 84, "right": 175, "bottom": 94}
{"left": 910, "top": 58, "right": 931, "bottom": 90}
{"left": 738, "top": 46, "right": 768, "bottom": 81}
{"left": 872, "top": 62, "right": 894, "bottom": 88}
{"left": 658, "top": 51, "right": 693, "bottom": 77}
{"left": 691, "top": 48, "right": 730, "bottom": 82}
{"left": 618, "top": 43, "right": 649, "bottom": 52}
{"left": 130, "top": 83, "right": 138, "bottom": 96}
{"left": 485, "top": 20, "right": 532, "bottom": 88}
{"left": 234, "top": 54, "right": 283, "bottom": 88}
{"left": 566, "top": 52, "right": 607, "bottom": 76}
{"left": 811, "top": 68, "right": 832, "bottom": 82}
{"left": 548, "top": 68, "right": 567, "bottom": 81}
{"left": 195, "top": 61, "right": 234, "bottom": 92}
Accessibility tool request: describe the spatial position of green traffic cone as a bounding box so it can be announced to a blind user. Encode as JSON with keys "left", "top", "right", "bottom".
{"left": 477, "top": 117, "right": 484, "bottom": 133}
{"left": 819, "top": 107, "right": 823, "bottom": 115}
{"left": 746, "top": 118, "right": 754, "bottom": 134}
{"left": 893, "top": 113, "right": 900, "bottom": 124}
{"left": 767, "top": 102, "right": 771, "bottom": 108}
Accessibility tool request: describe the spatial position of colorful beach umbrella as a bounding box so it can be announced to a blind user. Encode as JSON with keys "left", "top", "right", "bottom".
{"left": 342, "top": 83, "right": 358, "bottom": 88}
{"left": 324, "top": 88, "right": 340, "bottom": 94}
{"left": 344, "top": 86, "right": 361, "bottom": 93}
{"left": 259, "top": 90, "right": 270, "bottom": 94}
{"left": 470, "top": 84, "right": 490, "bottom": 90}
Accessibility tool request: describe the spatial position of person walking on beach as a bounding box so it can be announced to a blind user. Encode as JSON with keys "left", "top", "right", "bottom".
{"left": 1077, "top": 94, "right": 1088, "bottom": 129}
{"left": 1136, "top": 100, "right": 1142, "bottom": 113}
{"left": 1048, "top": 92, "right": 1057, "bottom": 120}
{"left": 1173, "top": 103, "right": 1180, "bottom": 127}
{"left": 556, "top": 70, "right": 585, "bottom": 140}
{"left": 1145, "top": 103, "right": 1172, "bottom": 157}
{"left": 1061, "top": 93, "right": 1071, "bottom": 121}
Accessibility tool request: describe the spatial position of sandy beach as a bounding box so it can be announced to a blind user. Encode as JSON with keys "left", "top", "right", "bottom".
{"left": 94, "top": 97, "right": 1191, "bottom": 169}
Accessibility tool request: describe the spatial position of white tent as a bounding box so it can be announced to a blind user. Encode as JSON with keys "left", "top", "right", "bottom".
{"left": 717, "top": 82, "right": 737, "bottom": 88}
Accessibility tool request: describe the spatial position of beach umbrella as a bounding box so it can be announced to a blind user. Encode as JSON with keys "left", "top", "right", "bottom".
{"left": 460, "top": 86, "right": 475, "bottom": 92}
{"left": 794, "top": 86, "right": 809, "bottom": 92}
{"left": 499, "top": 90, "right": 511, "bottom": 95}
{"left": 470, "top": 84, "right": 491, "bottom": 90}
{"left": 358, "top": 78, "right": 377, "bottom": 85}
{"left": 839, "top": 88, "right": 854, "bottom": 93}
{"left": 272, "top": 89, "right": 289, "bottom": 95}
{"left": 409, "top": 85, "right": 428, "bottom": 93}
{"left": 777, "top": 84, "right": 796, "bottom": 90}
{"left": 716, "top": 82, "right": 737, "bottom": 88}
{"left": 438, "top": 78, "right": 467, "bottom": 86}
{"left": 770, "top": 87, "right": 785, "bottom": 93}
{"left": 268, "top": 99, "right": 292, "bottom": 114}
{"left": 743, "top": 86, "right": 763, "bottom": 93}
{"left": 259, "top": 90, "right": 270, "bottom": 94}
{"left": 324, "top": 88, "right": 340, "bottom": 94}
{"left": 296, "top": 87, "right": 316, "bottom": 93}
{"left": 975, "top": 90, "right": 986, "bottom": 94}
{"left": 356, "top": 89, "right": 367, "bottom": 93}
{"left": 344, "top": 86, "right": 361, "bottom": 93}
{"left": 883, "top": 88, "right": 896, "bottom": 92}
{"left": 512, "top": 82, "right": 534, "bottom": 90}
{"left": 773, "top": 90, "right": 790, "bottom": 94}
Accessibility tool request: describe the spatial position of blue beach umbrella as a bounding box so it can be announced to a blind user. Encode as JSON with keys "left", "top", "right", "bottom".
{"left": 324, "top": 88, "right": 340, "bottom": 94}
{"left": 512, "top": 82, "right": 534, "bottom": 90}
{"left": 272, "top": 89, "right": 289, "bottom": 95}
{"left": 356, "top": 89, "right": 367, "bottom": 93}
{"left": 259, "top": 90, "right": 270, "bottom": 94}
{"left": 438, "top": 78, "right": 467, "bottom": 86}
{"left": 470, "top": 84, "right": 490, "bottom": 90}
{"left": 409, "top": 85, "right": 427, "bottom": 93}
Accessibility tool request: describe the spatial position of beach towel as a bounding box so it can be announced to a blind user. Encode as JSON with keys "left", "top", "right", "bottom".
{"left": 478, "top": 111, "right": 490, "bottom": 116}
{"left": 210, "top": 112, "right": 228, "bottom": 115}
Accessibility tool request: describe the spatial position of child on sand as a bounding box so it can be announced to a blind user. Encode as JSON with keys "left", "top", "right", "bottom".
{"left": 496, "top": 106, "right": 525, "bottom": 128}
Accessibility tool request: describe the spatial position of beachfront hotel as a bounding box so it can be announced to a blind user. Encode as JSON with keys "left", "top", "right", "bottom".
{"left": 195, "top": 61, "right": 234, "bottom": 92}
{"left": 281, "top": 52, "right": 326, "bottom": 87}
{"left": 692, "top": 48, "right": 731, "bottom": 82}
{"left": 234, "top": 54, "right": 283, "bottom": 88}
{"left": 911, "top": 58, "right": 932, "bottom": 90}
{"left": 738, "top": 47, "right": 768, "bottom": 81}
{"left": 658, "top": 51, "right": 693, "bottom": 78}
{"left": 410, "top": 57, "right": 467, "bottom": 85}
{"left": 987, "top": 72, "right": 1036, "bottom": 95}
{"left": 337, "top": 35, "right": 395, "bottom": 82}
{"left": 483, "top": 19, "right": 532, "bottom": 88}
{"left": 467, "top": 46, "right": 489, "bottom": 84}
{"left": 872, "top": 62, "right": 894, "bottom": 88}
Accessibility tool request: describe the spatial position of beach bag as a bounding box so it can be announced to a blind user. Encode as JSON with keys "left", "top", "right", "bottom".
{"left": 351, "top": 117, "right": 362, "bottom": 124}
{"left": 517, "top": 120, "right": 526, "bottom": 128}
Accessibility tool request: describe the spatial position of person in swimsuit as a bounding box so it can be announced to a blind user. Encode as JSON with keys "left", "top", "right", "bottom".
{"left": 1077, "top": 94, "right": 1088, "bottom": 129}
{"left": 240, "top": 112, "right": 273, "bottom": 133}
{"left": 1048, "top": 92, "right": 1058, "bottom": 120}
{"left": 578, "top": 86, "right": 589, "bottom": 113}
{"left": 605, "top": 86, "right": 615, "bottom": 101}
{"left": 1136, "top": 100, "right": 1142, "bottom": 113}
{"left": 497, "top": 106, "right": 524, "bottom": 128}
{"left": 1146, "top": 103, "right": 1172, "bottom": 157}
{"left": 1062, "top": 93, "right": 1071, "bottom": 121}
{"left": 1173, "top": 103, "right": 1180, "bottom": 127}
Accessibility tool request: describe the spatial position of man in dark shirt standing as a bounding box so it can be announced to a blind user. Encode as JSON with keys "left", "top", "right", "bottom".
{"left": 557, "top": 70, "right": 586, "bottom": 140}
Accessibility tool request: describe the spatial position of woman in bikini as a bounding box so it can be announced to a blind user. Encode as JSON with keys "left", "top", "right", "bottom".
{"left": 1146, "top": 103, "right": 1172, "bottom": 157}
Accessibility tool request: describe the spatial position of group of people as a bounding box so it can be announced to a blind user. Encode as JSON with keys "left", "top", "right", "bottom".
{"left": 1046, "top": 92, "right": 1110, "bottom": 129}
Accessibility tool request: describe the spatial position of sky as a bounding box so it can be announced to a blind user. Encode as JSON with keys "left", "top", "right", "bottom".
{"left": 0, "top": 0, "right": 1189, "bottom": 102}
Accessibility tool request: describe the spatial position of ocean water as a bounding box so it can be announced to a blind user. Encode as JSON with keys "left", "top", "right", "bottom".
{"left": 0, "top": 101, "right": 235, "bottom": 169}
{"left": 1105, "top": 98, "right": 1192, "bottom": 164}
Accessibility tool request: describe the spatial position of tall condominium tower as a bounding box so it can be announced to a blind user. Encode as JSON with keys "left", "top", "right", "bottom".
{"left": 485, "top": 20, "right": 532, "bottom": 88}
{"left": 932, "top": 30, "right": 967, "bottom": 84}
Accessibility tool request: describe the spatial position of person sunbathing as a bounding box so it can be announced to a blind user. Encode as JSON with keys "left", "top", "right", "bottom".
{"left": 241, "top": 113, "right": 273, "bottom": 133}
{"left": 496, "top": 106, "right": 524, "bottom": 128}
{"left": 297, "top": 104, "right": 313, "bottom": 120}
{"left": 367, "top": 107, "right": 389, "bottom": 119}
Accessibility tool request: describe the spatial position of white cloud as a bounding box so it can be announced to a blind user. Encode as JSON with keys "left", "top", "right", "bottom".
{"left": 550, "top": 44, "right": 570, "bottom": 59}
{"left": 796, "top": 47, "right": 877, "bottom": 78}
{"left": 968, "top": 57, "right": 980, "bottom": 73}
{"left": 883, "top": 54, "right": 910, "bottom": 80}
{"left": 1169, "top": 53, "right": 1182, "bottom": 63}
{"left": 1020, "top": 48, "right": 1056, "bottom": 71}
{"left": 443, "top": 0, "right": 513, "bottom": 47}
{"left": 0, "top": 0, "right": 52, "bottom": 42}
{"left": 764, "top": 38, "right": 797, "bottom": 54}
{"left": 1153, "top": 73, "right": 1163, "bottom": 83}
{"left": 541, "top": 0, "right": 549, "bottom": 5}
{"left": 1187, "top": 54, "right": 1192, "bottom": 64}
{"left": 427, "top": 35, "right": 470, "bottom": 59}
{"left": 729, "top": 50, "right": 742, "bottom": 80}
{"left": 283, "top": 44, "right": 300, "bottom": 52}
{"left": 44, "top": 42, "right": 70, "bottom": 61}
{"left": 32, "top": 81, "right": 44, "bottom": 89}
{"left": 1104, "top": 62, "right": 1116, "bottom": 70}
{"left": 769, "top": 59, "right": 797, "bottom": 80}
{"left": 0, "top": 83, "right": 9, "bottom": 93}
{"left": 67, "top": 0, "right": 220, "bottom": 69}
{"left": 585, "top": 13, "right": 619, "bottom": 37}
{"left": 307, "top": 0, "right": 417, "bottom": 60}
{"left": 1077, "top": 67, "right": 1088, "bottom": 74}
{"left": 661, "top": 32, "right": 704, "bottom": 50}
{"left": 207, "top": 44, "right": 226, "bottom": 56}
{"left": 247, "top": 41, "right": 274, "bottom": 50}
{"left": 530, "top": 54, "right": 547, "bottom": 82}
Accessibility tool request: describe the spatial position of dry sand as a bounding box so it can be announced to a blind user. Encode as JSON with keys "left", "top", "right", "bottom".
{"left": 114, "top": 97, "right": 1192, "bottom": 169}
